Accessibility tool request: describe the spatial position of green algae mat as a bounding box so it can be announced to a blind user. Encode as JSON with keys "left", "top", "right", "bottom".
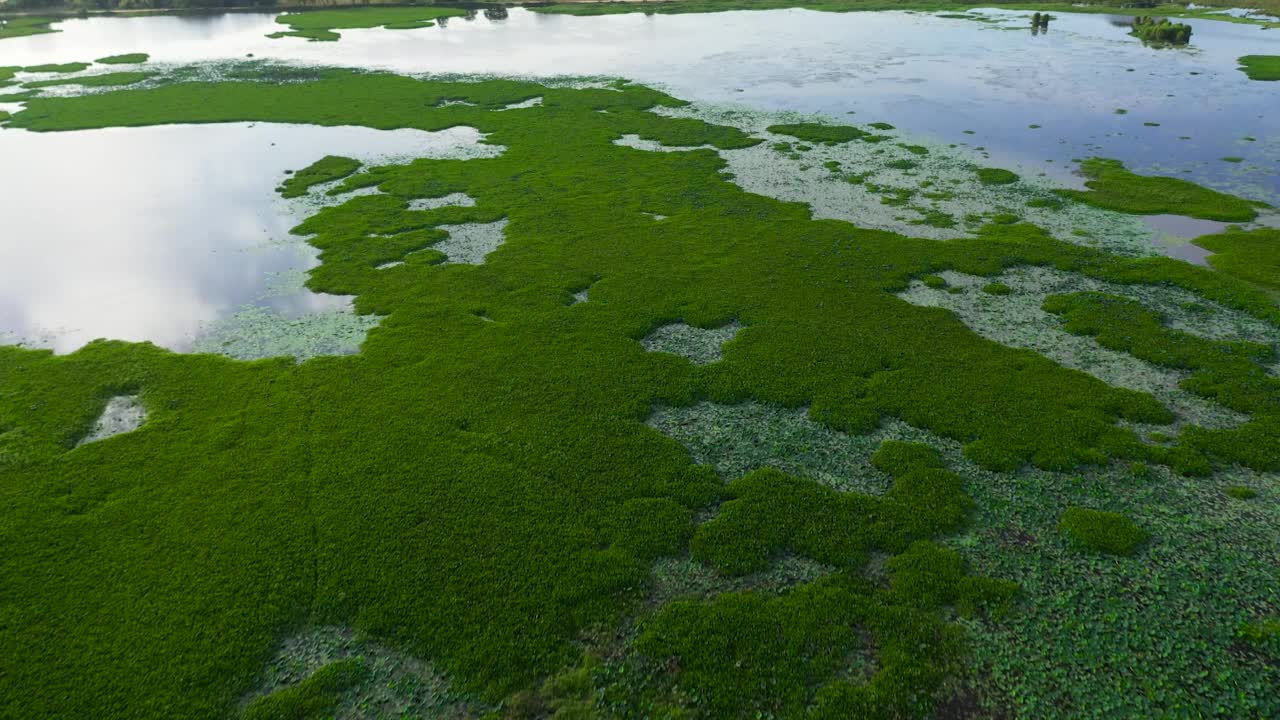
{"left": 0, "top": 16, "right": 58, "bottom": 41}
{"left": 268, "top": 7, "right": 469, "bottom": 41}
{"left": 1238, "top": 54, "right": 1280, "bottom": 80}
{"left": 1, "top": 67, "right": 1279, "bottom": 719}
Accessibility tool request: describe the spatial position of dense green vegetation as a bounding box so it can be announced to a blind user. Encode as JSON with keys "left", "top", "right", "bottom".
{"left": 1238, "top": 54, "right": 1280, "bottom": 81}
{"left": 1130, "top": 15, "right": 1193, "bottom": 45}
{"left": 1043, "top": 290, "right": 1280, "bottom": 471}
{"left": 23, "top": 61, "right": 90, "bottom": 73}
{"left": 766, "top": 122, "right": 882, "bottom": 144}
{"left": 278, "top": 155, "right": 362, "bottom": 198}
{"left": 267, "top": 6, "right": 468, "bottom": 41}
{"left": 639, "top": 444, "right": 1015, "bottom": 717}
{"left": 1058, "top": 507, "right": 1148, "bottom": 555}
{"left": 1237, "top": 619, "right": 1280, "bottom": 645}
{"left": 96, "top": 53, "right": 149, "bottom": 65}
{"left": 1, "top": 66, "right": 1278, "bottom": 719}
{"left": 1193, "top": 228, "right": 1280, "bottom": 294}
{"left": 0, "top": 15, "right": 58, "bottom": 40}
{"left": 1058, "top": 158, "right": 1265, "bottom": 222}
{"left": 23, "top": 70, "right": 152, "bottom": 88}
{"left": 976, "top": 167, "right": 1018, "bottom": 185}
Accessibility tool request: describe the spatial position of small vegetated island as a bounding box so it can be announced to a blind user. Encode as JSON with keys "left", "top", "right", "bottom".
{"left": 1238, "top": 54, "right": 1280, "bottom": 80}
{"left": 269, "top": 7, "right": 470, "bottom": 41}
{"left": 0, "top": 15, "right": 58, "bottom": 40}
{"left": 1130, "top": 15, "right": 1193, "bottom": 45}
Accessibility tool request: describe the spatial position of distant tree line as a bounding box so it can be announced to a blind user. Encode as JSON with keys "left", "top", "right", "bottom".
{"left": 5, "top": 0, "right": 267, "bottom": 8}
{"left": 2, "top": 0, "right": 434, "bottom": 11}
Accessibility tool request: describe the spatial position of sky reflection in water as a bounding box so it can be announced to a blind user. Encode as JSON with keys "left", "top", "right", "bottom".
{"left": 0, "top": 123, "right": 490, "bottom": 352}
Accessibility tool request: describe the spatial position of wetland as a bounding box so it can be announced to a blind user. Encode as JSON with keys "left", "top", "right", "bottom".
{"left": 1, "top": 4, "right": 1278, "bottom": 720}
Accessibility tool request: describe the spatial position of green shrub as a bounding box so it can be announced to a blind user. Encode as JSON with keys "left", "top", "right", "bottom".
{"left": 1225, "top": 486, "right": 1257, "bottom": 500}
{"left": 1059, "top": 507, "right": 1148, "bottom": 556}
{"left": 1130, "top": 17, "right": 1192, "bottom": 46}
{"left": 976, "top": 168, "right": 1018, "bottom": 185}
{"left": 1236, "top": 619, "right": 1280, "bottom": 645}
{"left": 982, "top": 282, "right": 1011, "bottom": 295}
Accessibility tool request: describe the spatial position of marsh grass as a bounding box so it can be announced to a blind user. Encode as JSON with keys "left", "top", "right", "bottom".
{"left": 279, "top": 155, "right": 362, "bottom": 198}
{"left": 1059, "top": 158, "right": 1266, "bottom": 222}
{"left": 96, "top": 53, "right": 150, "bottom": 65}
{"left": 1237, "top": 54, "right": 1280, "bottom": 81}
{"left": 0, "top": 16, "right": 59, "bottom": 41}
{"left": 23, "top": 71, "right": 152, "bottom": 90}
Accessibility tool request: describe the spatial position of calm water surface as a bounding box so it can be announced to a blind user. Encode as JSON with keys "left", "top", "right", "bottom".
{"left": 1, "top": 8, "right": 1277, "bottom": 352}
{"left": 0, "top": 123, "right": 492, "bottom": 352}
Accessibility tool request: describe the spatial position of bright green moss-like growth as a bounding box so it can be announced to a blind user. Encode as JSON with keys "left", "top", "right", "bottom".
{"left": 1225, "top": 485, "right": 1258, "bottom": 499}
{"left": 922, "top": 274, "right": 947, "bottom": 289}
{"left": 96, "top": 54, "right": 150, "bottom": 65}
{"left": 983, "top": 282, "right": 1012, "bottom": 295}
{"left": 1058, "top": 158, "right": 1264, "bottom": 222}
{"left": 767, "top": 122, "right": 869, "bottom": 144}
{"left": 243, "top": 658, "right": 369, "bottom": 720}
{"left": 644, "top": 466, "right": 1015, "bottom": 720}
{"left": 976, "top": 167, "right": 1018, "bottom": 185}
{"left": 641, "top": 546, "right": 1015, "bottom": 719}
{"left": 1043, "top": 292, "right": 1279, "bottom": 415}
{"left": 23, "top": 62, "right": 91, "bottom": 74}
{"left": 279, "top": 155, "right": 362, "bottom": 199}
{"left": 1236, "top": 619, "right": 1280, "bottom": 646}
{"left": 24, "top": 72, "right": 152, "bottom": 90}
{"left": 1044, "top": 291, "right": 1280, "bottom": 470}
{"left": 0, "top": 16, "right": 59, "bottom": 41}
{"left": 1059, "top": 507, "right": 1148, "bottom": 555}
{"left": 1238, "top": 55, "right": 1280, "bottom": 81}
{"left": 1192, "top": 228, "right": 1280, "bottom": 292}
{"left": 268, "top": 7, "right": 469, "bottom": 41}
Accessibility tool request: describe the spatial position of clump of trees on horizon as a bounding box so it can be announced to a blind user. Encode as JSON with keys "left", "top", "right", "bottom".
{"left": 1131, "top": 15, "right": 1193, "bottom": 44}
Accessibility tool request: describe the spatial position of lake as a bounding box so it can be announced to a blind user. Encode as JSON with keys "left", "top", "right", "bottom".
{"left": 1, "top": 6, "right": 1277, "bottom": 354}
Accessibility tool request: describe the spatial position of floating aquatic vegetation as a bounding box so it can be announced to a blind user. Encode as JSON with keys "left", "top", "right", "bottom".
{"left": 433, "top": 219, "right": 509, "bottom": 265}
{"left": 192, "top": 305, "right": 380, "bottom": 362}
{"left": 640, "top": 320, "right": 743, "bottom": 365}
{"left": 76, "top": 395, "right": 146, "bottom": 446}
